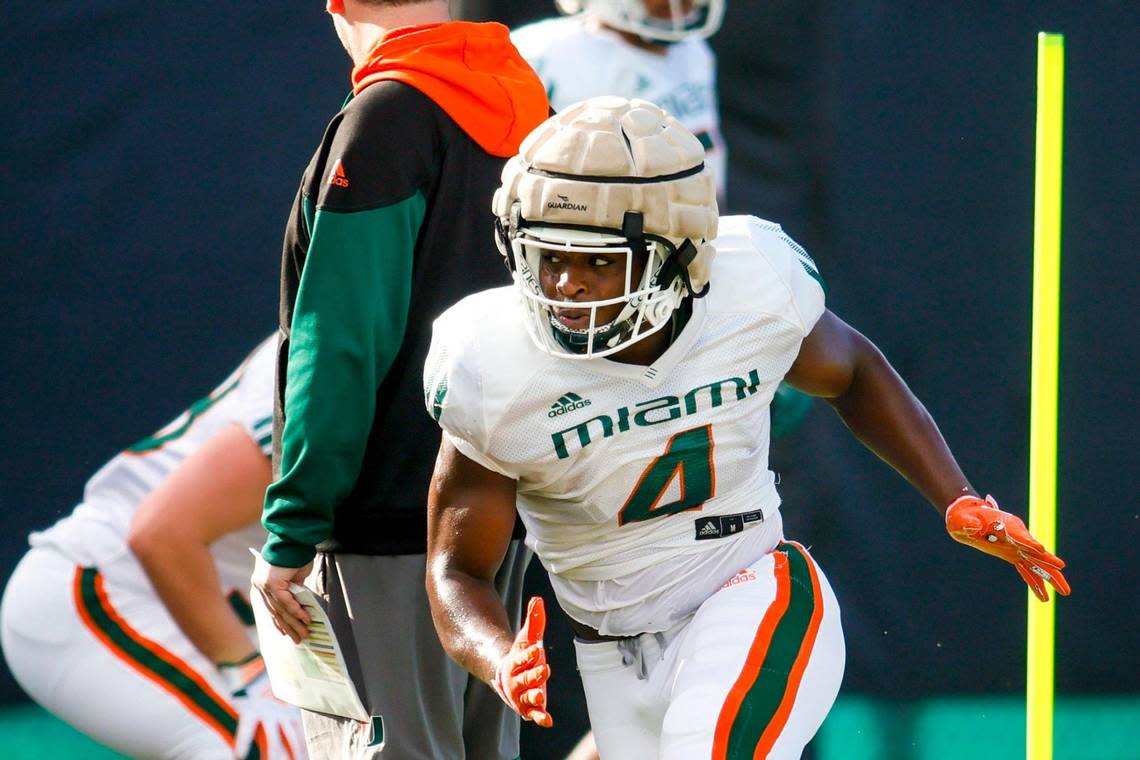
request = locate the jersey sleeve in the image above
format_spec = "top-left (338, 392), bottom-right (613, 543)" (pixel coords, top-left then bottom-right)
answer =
top-left (232, 336), bottom-right (277, 457)
top-left (748, 217), bottom-right (826, 336)
top-left (423, 303), bottom-right (515, 479)
top-left (510, 23), bottom-right (549, 74)
top-left (511, 20), bottom-right (561, 106)
top-left (262, 87), bottom-right (434, 568)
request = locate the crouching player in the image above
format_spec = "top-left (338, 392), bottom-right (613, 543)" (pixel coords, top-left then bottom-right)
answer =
top-left (421, 97), bottom-right (1070, 758)
top-left (1, 336), bottom-right (305, 759)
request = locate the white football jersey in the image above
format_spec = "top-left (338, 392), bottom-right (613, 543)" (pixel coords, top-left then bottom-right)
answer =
top-left (512, 14), bottom-right (727, 199)
top-left (425, 216), bottom-right (824, 634)
top-left (31, 337), bottom-right (276, 596)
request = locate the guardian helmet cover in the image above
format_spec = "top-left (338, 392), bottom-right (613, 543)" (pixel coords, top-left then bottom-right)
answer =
top-left (493, 96), bottom-right (718, 359)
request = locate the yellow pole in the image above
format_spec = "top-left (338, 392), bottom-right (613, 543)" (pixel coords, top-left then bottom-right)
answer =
top-left (1027, 31), bottom-right (1064, 760)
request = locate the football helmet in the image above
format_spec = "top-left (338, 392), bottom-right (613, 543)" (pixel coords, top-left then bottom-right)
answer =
top-left (493, 96), bottom-right (718, 359)
top-left (555, 0), bottom-right (725, 42)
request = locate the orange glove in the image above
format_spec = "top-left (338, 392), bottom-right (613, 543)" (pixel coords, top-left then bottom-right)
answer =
top-left (945, 494), bottom-right (1071, 602)
top-left (493, 597), bottom-right (553, 728)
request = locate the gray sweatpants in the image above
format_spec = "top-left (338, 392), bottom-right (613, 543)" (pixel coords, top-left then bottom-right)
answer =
top-left (300, 541), bottom-right (530, 760)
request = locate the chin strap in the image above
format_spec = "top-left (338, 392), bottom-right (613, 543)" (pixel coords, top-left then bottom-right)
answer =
top-left (621, 210), bottom-right (707, 299)
top-left (621, 211), bottom-right (647, 258)
top-left (656, 239), bottom-right (708, 298)
top-left (497, 204), bottom-right (524, 274)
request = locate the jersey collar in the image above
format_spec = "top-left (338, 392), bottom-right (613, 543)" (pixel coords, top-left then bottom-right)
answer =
top-left (578, 296), bottom-right (707, 387)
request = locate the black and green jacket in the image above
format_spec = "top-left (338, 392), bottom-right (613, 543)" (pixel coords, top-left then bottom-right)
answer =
top-left (261, 23), bottom-right (547, 566)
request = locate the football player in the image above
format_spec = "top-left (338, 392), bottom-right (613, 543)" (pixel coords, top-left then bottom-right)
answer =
top-left (0, 336), bottom-right (306, 760)
top-left (421, 97), bottom-right (1070, 758)
top-left (513, 0), bottom-right (727, 202)
top-left (514, 1), bottom-right (816, 484)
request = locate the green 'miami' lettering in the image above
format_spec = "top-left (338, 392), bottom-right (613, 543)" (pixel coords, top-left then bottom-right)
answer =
top-left (551, 369), bottom-right (763, 459)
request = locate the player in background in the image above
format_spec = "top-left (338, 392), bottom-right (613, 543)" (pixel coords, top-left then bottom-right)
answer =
top-left (0, 336), bottom-right (306, 760)
top-left (513, 0), bottom-right (726, 203)
top-left (422, 98), bottom-right (1070, 758)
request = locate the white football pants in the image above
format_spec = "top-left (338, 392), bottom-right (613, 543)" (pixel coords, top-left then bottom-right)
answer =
top-left (1, 546), bottom-right (256, 759)
top-left (574, 541), bottom-right (845, 760)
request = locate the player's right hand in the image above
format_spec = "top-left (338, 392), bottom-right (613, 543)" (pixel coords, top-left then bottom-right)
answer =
top-left (251, 553), bottom-right (313, 642)
top-left (222, 655), bottom-right (308, 760)
top-left (493, 596), bottom-right (553, 728)
top-left (945, 494), bottom-right (1071, 602)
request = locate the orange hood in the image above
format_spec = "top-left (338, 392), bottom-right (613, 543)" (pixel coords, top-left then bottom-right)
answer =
top-left (352, 21), bottom-right (549, 158)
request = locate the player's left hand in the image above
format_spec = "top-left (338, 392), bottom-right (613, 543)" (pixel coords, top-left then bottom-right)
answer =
top-left (220, 654), bottom-right (308, 760)
top-left (945, 494), bottom-right (1071, 602)
top-left (493, 596), bottom-right (553, 728)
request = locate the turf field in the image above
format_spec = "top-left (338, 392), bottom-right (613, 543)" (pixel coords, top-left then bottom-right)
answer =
top-left (2, 695), bottom-right (1137, 759)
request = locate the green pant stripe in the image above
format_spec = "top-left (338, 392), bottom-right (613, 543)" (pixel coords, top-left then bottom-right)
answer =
top-left (77, 568), bottom-right (240, 743)
top-left (726, 542), bottom-right (819, 758)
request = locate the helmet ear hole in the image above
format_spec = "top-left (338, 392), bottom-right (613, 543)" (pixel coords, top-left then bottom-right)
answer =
top-left (648, 298), bottom-right (674, 325)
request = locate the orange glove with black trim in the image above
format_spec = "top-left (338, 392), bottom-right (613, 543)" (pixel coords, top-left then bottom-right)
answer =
top-left (493, 596), bottom-right (553, 728)
top-left (945, 494), bottom-right (1071, 602)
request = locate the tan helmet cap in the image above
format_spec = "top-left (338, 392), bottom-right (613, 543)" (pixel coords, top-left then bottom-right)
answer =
top-left (493, 96), bottom-right (718, 291)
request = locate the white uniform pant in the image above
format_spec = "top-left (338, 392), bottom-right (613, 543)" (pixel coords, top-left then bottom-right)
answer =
top-left (1, 547), bottom-right (256, 759)
top-left (575, 541), bottom-right (844, 760)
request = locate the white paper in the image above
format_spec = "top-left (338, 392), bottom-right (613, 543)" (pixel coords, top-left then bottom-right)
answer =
top-left (249, 554), bottom-right (370, 723)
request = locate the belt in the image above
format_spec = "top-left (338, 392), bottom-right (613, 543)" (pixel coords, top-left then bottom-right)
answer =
top-left (567, 616), bottom-right (625, 642)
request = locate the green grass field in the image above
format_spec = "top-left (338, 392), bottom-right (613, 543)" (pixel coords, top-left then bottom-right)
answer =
top-left (0, 703), bottom-right (124, 759)
top-left (2, 694), bottom-right (1136, 759)
top-left (817, 695), bottom-right (1140, 760)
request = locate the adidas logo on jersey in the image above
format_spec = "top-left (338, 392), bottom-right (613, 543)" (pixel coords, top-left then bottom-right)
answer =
top-left (696, 519), bottom-right (722, 538)
top-left (694, 508), bottom-right (765, 542)
top-left (328, 159), bottom-right (349, 188)
top-left (548, 392), bottom-right (592, 418)
top-left (721, 569), bottom-right (758, 589)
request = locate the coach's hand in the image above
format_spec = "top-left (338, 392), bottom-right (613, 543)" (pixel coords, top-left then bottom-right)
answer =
top-left (251, 553), bottom-right (313, 642)
top-left (945, 494), bottom-right (1071, 602)
top-left (494, 596), bottom-right (553, 728)
top-left (220, 654), bottom-right (308, 760)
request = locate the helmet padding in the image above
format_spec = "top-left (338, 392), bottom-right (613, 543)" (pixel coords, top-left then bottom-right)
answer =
top-left (494, 96), bottom-right (717, 292)
top-left (493, 97), bottom-right (718, 359)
